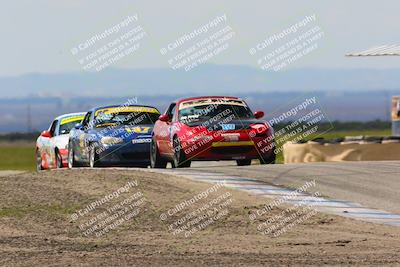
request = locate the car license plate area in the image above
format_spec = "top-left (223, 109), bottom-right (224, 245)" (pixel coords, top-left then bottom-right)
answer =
top-left (222, 133), bottom-right (240, 142)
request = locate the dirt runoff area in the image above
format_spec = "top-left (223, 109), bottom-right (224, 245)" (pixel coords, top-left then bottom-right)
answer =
top-left (0, 169), bottom-right (399, 266)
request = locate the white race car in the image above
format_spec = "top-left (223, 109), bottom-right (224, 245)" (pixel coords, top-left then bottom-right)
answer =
top-left (36, 112), bottom-right (85, 170)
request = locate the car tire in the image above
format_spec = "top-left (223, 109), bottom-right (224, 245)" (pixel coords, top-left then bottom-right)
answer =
top-left (36, 150), bottom-right (44, 171)
top-left (68, 145), bottom-right (77, 169)
top-left (56, 150), bottom-right (63, 168)
top-left (172, 137), bottom-right (191, 168)
top-left (236, 159), bottom-right (252, 166)
top-left (89, 145), bottom-right (100, 168)
top-left (150, 138), bottom-right (167, 168)
top-left (259, 141), bottom-right (276, 164)
top-left (259, 153), bottom-right (276, 165)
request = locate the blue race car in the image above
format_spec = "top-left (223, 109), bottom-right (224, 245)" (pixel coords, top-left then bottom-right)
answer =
top-left (68, 105), bottom-right (160, 168)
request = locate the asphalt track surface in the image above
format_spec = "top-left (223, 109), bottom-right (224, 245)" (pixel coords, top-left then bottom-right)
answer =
top-left (25, 160), bottom-right (400, 219)
top-left (186, 160), bottom-right (400, 214)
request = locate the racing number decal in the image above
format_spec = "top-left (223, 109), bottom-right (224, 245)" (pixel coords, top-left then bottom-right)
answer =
top-left (126, 127), bottom-right (150, 134)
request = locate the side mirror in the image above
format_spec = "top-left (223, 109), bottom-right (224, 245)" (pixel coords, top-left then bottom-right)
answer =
top-left (254, 111), bottom-right (264, 119)
top-left (159, 114), bottom-right (171, 122)
top-left (40, 130), bottom-right (52, 138)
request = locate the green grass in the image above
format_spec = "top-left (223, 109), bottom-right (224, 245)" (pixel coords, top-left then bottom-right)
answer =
top-left (0, 145), bottom-right (36, 171)
top-left (311, 129), bottom-right (391, 140)
top-left (0, 204), bottom-right (79, 218)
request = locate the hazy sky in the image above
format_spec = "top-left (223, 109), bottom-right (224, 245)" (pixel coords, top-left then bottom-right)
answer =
top-left (1, 0), bottom-right (400, 76)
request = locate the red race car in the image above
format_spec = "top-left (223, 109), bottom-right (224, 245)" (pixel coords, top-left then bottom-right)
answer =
top-left (151, 96), bottom-right (275, 168)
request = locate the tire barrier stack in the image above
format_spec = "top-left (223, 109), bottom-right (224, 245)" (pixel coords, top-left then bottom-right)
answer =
top-left (283, 136), bottom-right (400, 163)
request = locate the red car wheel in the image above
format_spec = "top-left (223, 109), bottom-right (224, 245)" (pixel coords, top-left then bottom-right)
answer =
top-left (172, 137), bottom-right (191, 168)
top-left (150, 138), bottom-right (167, 168)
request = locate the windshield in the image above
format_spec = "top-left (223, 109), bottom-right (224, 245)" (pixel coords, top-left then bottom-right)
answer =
top-left (94, 110), bottom-right (160, 127)
top-left (179, 103), bottom-right (254, 124)
top-left (59, 115), bottom-right (84, 135)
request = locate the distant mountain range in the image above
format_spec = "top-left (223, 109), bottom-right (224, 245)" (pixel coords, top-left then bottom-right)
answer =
top-left (0, 65), bottom-right (399, 97)
top-left (0, 91), bottom-right (397, 133)
top-left (0, 65), bottom-right (399, 132)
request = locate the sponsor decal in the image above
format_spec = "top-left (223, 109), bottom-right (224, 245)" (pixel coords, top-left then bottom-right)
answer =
top-left (126, 126), bottom-right (151, 133)
top-left (179, 98), bottom-right (246, 109)
top-left (60, 115), bottom-right (84, 125)
top-left (95, 106), bottom-right (159, 115)
top-left (132, 138), bottom-right (152, 144)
